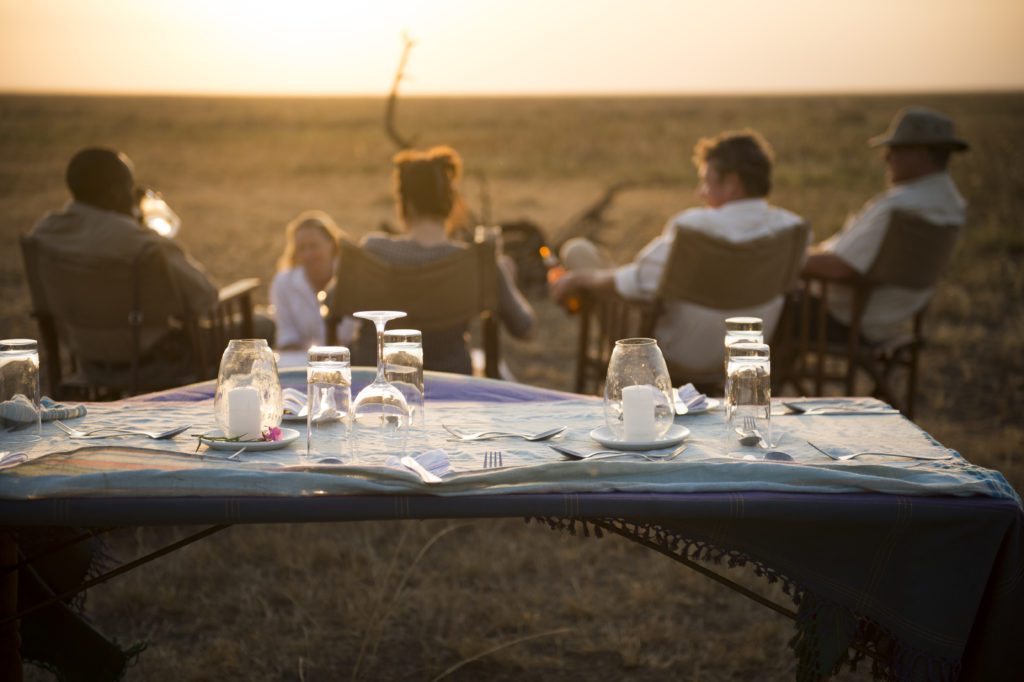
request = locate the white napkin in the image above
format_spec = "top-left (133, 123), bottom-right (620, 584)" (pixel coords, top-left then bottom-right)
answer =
top-left (386, 448), bottom-right (453, 480)
top-left (282, 388), bottom-right (307, 417)
top-left (676, 383), bottom-right (707, 413)
top-left (0, 451), bottom-right (28, 470)
top-left (0, 395), bottom-right (87, 424)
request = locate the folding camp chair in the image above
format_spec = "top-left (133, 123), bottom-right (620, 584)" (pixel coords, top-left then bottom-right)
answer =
top-left (575, 223), bottom-right (809, 395)
top-left (325, 239), bottom-right (503, 379)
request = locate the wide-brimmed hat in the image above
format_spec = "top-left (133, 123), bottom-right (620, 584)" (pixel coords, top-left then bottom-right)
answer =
top-left (869, 107), bottom-right (969, 151)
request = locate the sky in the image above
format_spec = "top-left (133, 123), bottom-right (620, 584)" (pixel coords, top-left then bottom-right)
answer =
top-left (1, 0), bottom-right (1022, 96)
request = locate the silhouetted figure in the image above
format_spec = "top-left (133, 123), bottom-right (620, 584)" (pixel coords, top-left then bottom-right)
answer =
top-left (802, 107), bottom-right (969, 340)
top-left (354, 146), bottom-right (536, 373)
top-left (550, 130), bottom-right (805, 373)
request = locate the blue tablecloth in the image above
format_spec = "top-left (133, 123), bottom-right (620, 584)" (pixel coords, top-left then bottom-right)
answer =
top-left (1, 368), bottom-right (1021, 681)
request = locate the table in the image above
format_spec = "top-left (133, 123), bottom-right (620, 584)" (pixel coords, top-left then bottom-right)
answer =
top-left (2, 368), bottom-right (1021, 681)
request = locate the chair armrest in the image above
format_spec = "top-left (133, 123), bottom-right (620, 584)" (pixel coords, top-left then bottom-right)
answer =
top-left (218, 278), bottom-right (260, 304)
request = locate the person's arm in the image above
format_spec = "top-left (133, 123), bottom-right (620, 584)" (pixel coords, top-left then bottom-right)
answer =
top-left (157, 238), bottom-right (219, 313)
top-left (549, 267), bottom-right (617, 304)
top-left (801, 251), bottom-right (862, 281)
top-left (496, 255), bottom-right (537, 340)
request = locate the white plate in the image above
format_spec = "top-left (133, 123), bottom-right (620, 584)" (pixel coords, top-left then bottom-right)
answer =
top-left (675, 397), bottom-right (720, 415)
top-left (281, 412), bottom-right (307, 423)
top-left (589, 424), bottom-right (690, 451)
top-left (198, 428), bottom-right (300, 451)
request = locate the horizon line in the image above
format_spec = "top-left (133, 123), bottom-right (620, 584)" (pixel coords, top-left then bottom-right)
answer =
top-left (3, 85), bottom-right (1024, 99)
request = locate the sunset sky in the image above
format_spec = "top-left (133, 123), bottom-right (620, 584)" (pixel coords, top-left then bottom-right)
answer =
top-left (1, 0), bottom-right (1022, 96)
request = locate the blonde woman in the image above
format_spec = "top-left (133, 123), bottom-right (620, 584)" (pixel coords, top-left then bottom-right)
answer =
top-left (271, 210), bottom-right (357, 350)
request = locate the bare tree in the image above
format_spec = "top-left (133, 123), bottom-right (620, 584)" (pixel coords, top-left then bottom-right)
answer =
top-left (384, 33), bottom-right (417, 150)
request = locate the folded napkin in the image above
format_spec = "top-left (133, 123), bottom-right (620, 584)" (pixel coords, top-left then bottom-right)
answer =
top-left (782, 398), bottom-right (898, 415)
top-left (676, 383), bottom-right (708, 413)
top-left (282, 388), bottom-right (307, 417)
top-left (0, 451), bottom-right (28, 470)
top-left (386, 449), bottom-right (453, 480)
top-left (0, 395), bottom-right (87, 424)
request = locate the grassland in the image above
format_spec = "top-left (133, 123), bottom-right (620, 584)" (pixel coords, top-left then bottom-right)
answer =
top-left (2, 93), bottom-right (1022, 681)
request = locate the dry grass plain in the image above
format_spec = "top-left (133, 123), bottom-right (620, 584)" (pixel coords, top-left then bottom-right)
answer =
top-left (2, 93), bottom-right (1022, 681)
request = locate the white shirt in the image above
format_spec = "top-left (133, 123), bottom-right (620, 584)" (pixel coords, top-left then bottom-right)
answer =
top-left (270, 267), bottom-right (356, 350)
top-left (614, 199), bottom-right (805, 372)
top-left (822, 172), bottom-right (966, 340)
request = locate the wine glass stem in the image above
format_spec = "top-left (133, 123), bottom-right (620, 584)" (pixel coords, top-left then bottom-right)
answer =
top-left (375, 320), bottom-right (386, 383)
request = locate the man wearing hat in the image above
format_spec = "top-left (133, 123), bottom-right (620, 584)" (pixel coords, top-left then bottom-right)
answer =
top-left (802, 106), bottom-right (969, 341)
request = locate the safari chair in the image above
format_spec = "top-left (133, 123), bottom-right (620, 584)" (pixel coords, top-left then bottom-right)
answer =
top-left (19, 234), bottom-right (259, 399)
top-left (774, 210), bottom-right (961, 418)
top-left (324, 239), bottom-right (503, 379)
top-left (574, 223), bottom-right (809, 395)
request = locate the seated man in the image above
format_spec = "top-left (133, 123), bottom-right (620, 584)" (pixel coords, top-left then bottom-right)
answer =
top-left (549, 129), bottom-right (804, 373)
top-left (29, 147), bottom-right (226, 384)
top-left (802, 107), bottom-right (969, 341)
top-left (32, 147), bottom-right (219, 316)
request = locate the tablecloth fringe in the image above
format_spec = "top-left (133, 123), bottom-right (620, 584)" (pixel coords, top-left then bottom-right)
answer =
top-left (527, 515), bottom-right (962, 682)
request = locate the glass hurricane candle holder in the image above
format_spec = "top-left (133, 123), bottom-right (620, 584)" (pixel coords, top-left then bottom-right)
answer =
top-left (603, 338), bottom-right (674, 442)
top-left (214, 339), bottom-right (282, 439)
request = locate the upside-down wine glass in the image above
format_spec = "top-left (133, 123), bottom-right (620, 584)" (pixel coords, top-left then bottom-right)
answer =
top-left (351, 311), bottom-right (411, 453)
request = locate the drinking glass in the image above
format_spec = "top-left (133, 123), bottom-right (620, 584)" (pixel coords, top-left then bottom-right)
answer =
top-left (726, 342), bottom-right (771, 446)
top-left (214, 339), bottom-right (282, 439)
top-left (351, 311), bottom-right (410, 454)
top-left (603, 338), bottom-right (674, 442)
top-left (306, 345), bottom-right (352, 461)
top-left (723, 316), bottom-right (764, 376)
top-left (0, 339), bottom-right (41, 443)
top-left (383, 329), bottom-right (424, 430)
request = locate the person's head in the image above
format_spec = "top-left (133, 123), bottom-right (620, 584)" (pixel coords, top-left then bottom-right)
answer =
top-left (868, 107), bottom-right (969, 184)
top-left (65, 147), bottom-right (137, 215)
top-left (277, 210), bottom-right (346, 274)
top-left (692, 129), bottom-right (774, 208)
top-left (392, 145), bottom-right (464, 232)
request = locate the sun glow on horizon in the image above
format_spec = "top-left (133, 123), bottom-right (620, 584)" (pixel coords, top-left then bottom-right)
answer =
top-left (1, 0), bottom-right (1023, 96)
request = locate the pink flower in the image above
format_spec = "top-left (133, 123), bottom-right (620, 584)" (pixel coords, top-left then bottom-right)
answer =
top-left (262, 426), bottom-right (282, 442)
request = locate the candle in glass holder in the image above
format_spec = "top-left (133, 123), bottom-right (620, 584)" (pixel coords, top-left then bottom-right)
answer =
top-left (622, 384), bottom-right (656, 441)
top-left (227, 386), bottom-right (261, 439)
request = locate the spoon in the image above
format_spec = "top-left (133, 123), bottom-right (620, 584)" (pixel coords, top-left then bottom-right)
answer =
top-left (741, 451), bottom-right (794, 462)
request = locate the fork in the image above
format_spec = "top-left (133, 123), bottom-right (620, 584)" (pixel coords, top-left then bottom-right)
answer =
top-left (443, 424), bottom-right (566, 442)
top-left (739, 416), bottom-right (769, 448)
top-left (483, 451), bottom-right (503, 469)
top-left (54, 421), bottom-right (192, 440)
top-left (806, 441), bottom-right (953, 461)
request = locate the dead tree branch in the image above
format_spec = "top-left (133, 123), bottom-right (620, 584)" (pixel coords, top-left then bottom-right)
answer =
top-left (554, 176), bottom-right (677, 248)
top-left (385, 33), bottom-right (417, 150)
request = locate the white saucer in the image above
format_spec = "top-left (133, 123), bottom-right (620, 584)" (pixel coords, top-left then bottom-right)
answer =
top-left (281, 412), bottom-right (307, 423)
top-left (198, 428), bottom-right (300, 451)
top-left (589, 424), bottom-right (690, 451)
top-left (675, 397), bottom-right (720, 415)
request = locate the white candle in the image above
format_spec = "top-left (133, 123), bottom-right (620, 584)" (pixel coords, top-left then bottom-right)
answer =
top-left (622, 384), bottom-right (656, 441)
top-left (227, 387), bottom-right (261, 439)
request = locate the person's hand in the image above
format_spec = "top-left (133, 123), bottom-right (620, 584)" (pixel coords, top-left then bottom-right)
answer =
top-left (549, 269), bottom-right (582, 305)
